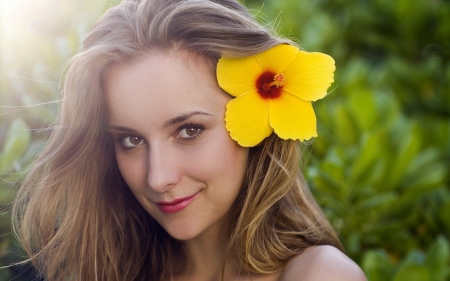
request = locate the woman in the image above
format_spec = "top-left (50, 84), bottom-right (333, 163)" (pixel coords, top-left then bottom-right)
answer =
top-left (13, 0), bottom-right (367, 280)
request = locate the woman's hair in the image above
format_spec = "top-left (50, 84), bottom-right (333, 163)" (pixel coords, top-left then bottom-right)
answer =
top-left (12, 0), bottom-right (342, 280)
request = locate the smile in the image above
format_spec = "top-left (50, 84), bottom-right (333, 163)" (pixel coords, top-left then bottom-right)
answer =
top-left (156, 192), bottom-right (200, 213)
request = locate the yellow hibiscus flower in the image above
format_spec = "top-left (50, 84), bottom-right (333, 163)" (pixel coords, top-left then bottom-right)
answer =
top-left (216, 44), bottom-right (335, 147)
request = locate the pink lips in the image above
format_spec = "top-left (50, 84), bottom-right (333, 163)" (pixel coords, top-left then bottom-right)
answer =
top-left (156, 192), bottom-right (199, 213)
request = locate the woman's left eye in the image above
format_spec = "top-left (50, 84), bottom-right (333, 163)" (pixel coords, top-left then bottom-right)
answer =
top-left (177, 125), bottom-right (204, 139)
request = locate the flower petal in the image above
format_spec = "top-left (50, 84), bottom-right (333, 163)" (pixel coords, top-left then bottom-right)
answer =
top-left (255, 44), bottom-right (298, 74)
top-left (217, 56), bottom-right (261, 97)
top-left (269, 91), bottom-right (317, 141)
top-left (282, 51), bottom-right (335, 101)
top-left (225, 91), bottom-right (273, 147)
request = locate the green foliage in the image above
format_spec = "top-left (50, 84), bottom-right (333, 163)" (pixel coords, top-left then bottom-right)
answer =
top-left (1, 0), bottom-right (449, 280)
top-left (241, 0), bottom-right (450, 279)
top-left (0, 118), bottom-right (35, 280)
top-left (362, 236), bottom-right (450, 281)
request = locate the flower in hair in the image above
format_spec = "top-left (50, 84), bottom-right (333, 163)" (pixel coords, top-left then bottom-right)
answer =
top-left (217, 44), bottom-right (335, 147)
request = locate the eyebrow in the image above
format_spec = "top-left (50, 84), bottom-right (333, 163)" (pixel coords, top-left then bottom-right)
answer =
top-left (163, 111), bottom-right (212, 128)
top-left (108, 125), bottom-right (138, 133)
top-left (108, 111), bottom-right (213, 132)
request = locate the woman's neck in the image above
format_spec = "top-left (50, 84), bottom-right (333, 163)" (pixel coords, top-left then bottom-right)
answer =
top-left (172, 217), bottom-right (233, 281)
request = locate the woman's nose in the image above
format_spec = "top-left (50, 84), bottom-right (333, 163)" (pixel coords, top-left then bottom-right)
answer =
top-left (146, 144), bottom-right (180, 193)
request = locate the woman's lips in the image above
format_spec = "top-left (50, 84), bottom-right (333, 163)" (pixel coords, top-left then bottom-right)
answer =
top-left (156, 192), bottom-right (199, 213)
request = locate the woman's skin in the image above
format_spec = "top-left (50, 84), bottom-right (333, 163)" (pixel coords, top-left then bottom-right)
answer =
top-left (104, 52), bottom-right (367, 281)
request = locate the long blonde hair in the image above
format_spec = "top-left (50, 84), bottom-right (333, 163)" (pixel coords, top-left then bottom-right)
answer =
top-left (12, 0), bottom-right (342, 280)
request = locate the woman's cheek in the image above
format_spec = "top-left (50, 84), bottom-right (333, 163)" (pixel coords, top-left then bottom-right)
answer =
top-left (116, 148), bottom-right (148, 192)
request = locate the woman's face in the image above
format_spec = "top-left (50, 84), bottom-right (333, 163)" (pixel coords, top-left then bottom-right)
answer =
top-left (105, 52), bottom-right (249, 241)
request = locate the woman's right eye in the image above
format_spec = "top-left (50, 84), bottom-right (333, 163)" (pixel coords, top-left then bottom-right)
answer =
top-left (119, 136), bottom-right (145, 149)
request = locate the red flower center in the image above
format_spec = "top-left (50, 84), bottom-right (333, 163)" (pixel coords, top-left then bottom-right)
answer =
top-left (256, 71), bottom-right (285, 99)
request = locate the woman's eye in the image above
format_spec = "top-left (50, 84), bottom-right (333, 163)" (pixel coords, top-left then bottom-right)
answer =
top-left (120, 136), bottom-right (144, 148)
top-left (177, 125), bottom-right (203, 139)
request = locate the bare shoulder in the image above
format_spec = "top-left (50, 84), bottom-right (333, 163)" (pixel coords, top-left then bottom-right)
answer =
top-left (279, 245), bottom-right (367, 281)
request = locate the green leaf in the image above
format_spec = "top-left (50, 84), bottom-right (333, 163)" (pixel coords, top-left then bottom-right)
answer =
top-left (348, 132), bottom-right (380, 184)
top-left (0, 118), bottom-right (31, 173)
top-left (334, 103), bottom-right (359, 145)
top-left (359, 191), bottom-right (397, 211)
top-left (385, 121), bottom-right (421, 188)
top-left (347, 89), bottom-right (377, 131)
top-left (392, 264), bottom-right (431, 281)
top-left (393, 251), bottom-right (431, 281)
top-left (361, 249), bottom-right (394, 281)
top-left (426, 236), bottom-right (450, 281)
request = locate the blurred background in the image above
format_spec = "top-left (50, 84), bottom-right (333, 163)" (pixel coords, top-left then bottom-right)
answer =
top-left (0, 0), bottom-right (449, 280)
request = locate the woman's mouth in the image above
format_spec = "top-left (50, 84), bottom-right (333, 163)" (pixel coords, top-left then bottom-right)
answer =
top-left (156, 192), bottom-right (199, 213)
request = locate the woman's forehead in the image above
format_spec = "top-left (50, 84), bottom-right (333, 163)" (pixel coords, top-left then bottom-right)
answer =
top-left (104, 52), bottom-right (230, 128)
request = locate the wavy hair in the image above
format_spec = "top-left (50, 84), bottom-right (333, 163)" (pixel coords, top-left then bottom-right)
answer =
top-left (12, 0), bottom-right (342, 280)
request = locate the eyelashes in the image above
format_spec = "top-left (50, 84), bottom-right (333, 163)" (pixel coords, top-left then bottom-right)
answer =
top-left (114, 123), bottom-right (205, 150)
top-left (176, 124), bottom-right (204, 140)
top-left (117, 135), bottom-right (145, 150)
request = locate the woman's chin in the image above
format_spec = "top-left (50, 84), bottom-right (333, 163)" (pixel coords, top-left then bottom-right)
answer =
top-left (164, 225), bottom-right (202, 241)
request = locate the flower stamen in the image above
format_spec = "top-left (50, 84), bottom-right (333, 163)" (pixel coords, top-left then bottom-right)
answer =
top-left (262, 74), bottom-right (285, 91)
